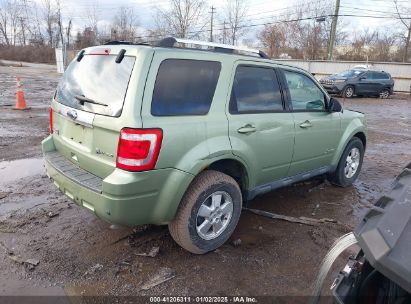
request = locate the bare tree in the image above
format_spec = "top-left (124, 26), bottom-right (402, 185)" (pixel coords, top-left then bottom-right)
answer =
top-left (84, 1), bottom-right (99, 43)
top-left (258, 23), bottom-right (287, 58)
top-left (336, 28), bottom-right (401, 62)
top-left (257, 1), bottom-right (329, 59)
top-left (18, 0), bottom-right (31, 45)
top-left (66, 19), bottom-right (72, 48)
top-left (394, 0), bottom-right (411, 62)
top-left (30, 1), bottom-right (45, 44)
top-left (0, 0), bottom-right (32, 46)
top-left (154, 0), bottom-right (207, 39)
top-left (55, 0), bottom-right (64, 47)
top-left (337, 29), bottom-right (377, 61)
top-left (9, 0), bottom-right (21, 46)
top-left (0, 0), bottom-right (11, 45)
top-left (371, 32), bottom-right (398, 62)
top-left (41, 0), bottom-right (56, 46)
top-left (111, 6), bottom-right (139, 41)
top-left (224, 0), bottom-right (247, 45)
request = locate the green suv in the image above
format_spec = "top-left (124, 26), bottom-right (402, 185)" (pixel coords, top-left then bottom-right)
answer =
top-left (42, 38), bottom-right (367, 254)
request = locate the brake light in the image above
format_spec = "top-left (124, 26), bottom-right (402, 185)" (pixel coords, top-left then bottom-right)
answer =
top-left (116, 128), bottom-right (163, 171)
top-left (49, 107), bottom-right (53, 134)
top-left (89, 48), bottom-right (111, 55)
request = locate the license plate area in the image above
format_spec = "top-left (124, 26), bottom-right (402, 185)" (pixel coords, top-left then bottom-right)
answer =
top-left (58, 116), bottom-right (93, 150)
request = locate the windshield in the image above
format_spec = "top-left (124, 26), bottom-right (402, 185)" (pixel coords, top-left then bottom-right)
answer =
top-left (336, 69), bottom-right (364, 79)
top-left (55, 55), bottom-right (135, 117)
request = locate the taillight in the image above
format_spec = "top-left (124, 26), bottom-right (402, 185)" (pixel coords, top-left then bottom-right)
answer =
top-left (49, 107), bottom-right (53, 134)
top-left (116, 128), bottom-right (163, 172)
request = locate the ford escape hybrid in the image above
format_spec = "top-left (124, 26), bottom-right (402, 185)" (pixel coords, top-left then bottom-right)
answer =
top-left (42, 38), bottom-right (367, 254)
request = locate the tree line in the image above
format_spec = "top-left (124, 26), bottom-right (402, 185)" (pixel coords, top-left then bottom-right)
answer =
top-left (0, 0), bottom-right (410, 63)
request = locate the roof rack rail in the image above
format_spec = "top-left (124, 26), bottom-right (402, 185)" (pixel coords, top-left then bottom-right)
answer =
top-left (104, 40), bottom-right (133, 45)
top-left (103, 40), bottom-right (150, 46)
top-left (156, 37), bottom-right (270, 59)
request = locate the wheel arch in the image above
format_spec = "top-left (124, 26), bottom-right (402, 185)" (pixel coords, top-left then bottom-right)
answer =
top-left (167, 155), bottom-right (250, 223)
top-left (206, 158), bottom-right (249, 192)
top-left (331, 121), bottom-right (367, 166)
top-left (353, 131), bottom-right (367, 149)
top-left (343, 84), bottom-right (355, 94)
top-left (380, 86), bottom-right (392, 96)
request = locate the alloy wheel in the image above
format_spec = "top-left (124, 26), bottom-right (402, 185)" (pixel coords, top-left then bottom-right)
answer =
top-left (196, 191), bottom-right (233, 240)
top-left (344, 147), bottom-right (360, 178)
top-left (345, 87), bottom-right (354, 98)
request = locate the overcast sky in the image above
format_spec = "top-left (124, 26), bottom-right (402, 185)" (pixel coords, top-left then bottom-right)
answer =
top-left (51, 0), bottom-right (410, 43)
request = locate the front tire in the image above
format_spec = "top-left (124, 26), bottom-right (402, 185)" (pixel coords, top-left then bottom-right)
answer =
top-left (328, 137), bottom-right (364, 187)
top-left (169, 170), bottom-right (242, 254)
top-left (342, 85), bottom-right (355, 98)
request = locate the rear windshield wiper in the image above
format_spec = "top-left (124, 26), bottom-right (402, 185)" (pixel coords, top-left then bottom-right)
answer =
top-left (74, 95), bottom-right (108, 107)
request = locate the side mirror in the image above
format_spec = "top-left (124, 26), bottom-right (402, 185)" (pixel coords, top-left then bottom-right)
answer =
top-left (328, 97), bottom-right (343, 113)
top-left (359, 76), bottom-right (366, 80)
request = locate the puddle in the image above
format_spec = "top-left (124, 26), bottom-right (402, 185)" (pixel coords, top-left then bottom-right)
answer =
top-left (0, 193), bottom-right (49, 215)
top-left (0, 275), bottom-right (66, 297)
top-left (0, 158), bottom-right (45, 189)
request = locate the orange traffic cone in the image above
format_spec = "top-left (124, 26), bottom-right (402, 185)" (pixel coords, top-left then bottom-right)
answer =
top-left (14, 76), bottom-right (30, 110)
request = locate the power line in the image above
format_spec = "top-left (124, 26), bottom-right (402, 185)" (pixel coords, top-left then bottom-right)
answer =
top-left (340, 5), bottom-right (410, 17)
top-left (4, 1), bottom-right (411, 46)
top-left (130, 13), bottom-right (411, 42)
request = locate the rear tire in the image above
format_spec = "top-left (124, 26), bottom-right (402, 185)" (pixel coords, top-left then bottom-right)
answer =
top-left (328, 137), bottom-right (364, 187)
top-left (342, 86), bottom-right (355, 98)
top-left (169, 170), bottom-right (242, 254)
top-left (379, 89), bottom-right (390, 99)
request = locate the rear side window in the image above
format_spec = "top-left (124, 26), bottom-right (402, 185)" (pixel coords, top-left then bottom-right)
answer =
top-left (230, 66), bottom-right (283, 114)
top-left (373, 72), bottom-right (390, 80)
top-left (151, 59), bottom-right (221, 116)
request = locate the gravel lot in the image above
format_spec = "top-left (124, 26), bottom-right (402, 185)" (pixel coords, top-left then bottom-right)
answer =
top-left (0, 61), bottom-right (410, 300)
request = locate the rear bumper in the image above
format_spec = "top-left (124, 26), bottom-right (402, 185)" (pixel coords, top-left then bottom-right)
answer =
top-left (42, 135), bottom-right (194, 226)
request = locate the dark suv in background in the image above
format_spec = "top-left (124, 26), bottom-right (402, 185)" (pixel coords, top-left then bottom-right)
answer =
top-left (320, 69), bottom-right (394, 99)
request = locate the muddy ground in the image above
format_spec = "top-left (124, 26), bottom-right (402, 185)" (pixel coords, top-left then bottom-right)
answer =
top-left (0, 61), bottom-right (410, 300)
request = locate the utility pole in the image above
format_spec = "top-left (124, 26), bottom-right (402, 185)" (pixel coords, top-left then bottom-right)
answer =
top-left (327, 0), bottom-right (340, 60)
top-left (210, 6), bottom-right (216, 42)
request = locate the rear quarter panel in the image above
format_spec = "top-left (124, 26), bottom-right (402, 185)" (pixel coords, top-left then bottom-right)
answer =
top-left (140, 49), bottom-right (237, 176)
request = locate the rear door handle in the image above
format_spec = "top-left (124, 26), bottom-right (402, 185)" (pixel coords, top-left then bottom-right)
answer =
top-left (237, 124), bottom-right (257, 134)
top-left (299, 120), bottom-right (312, 128)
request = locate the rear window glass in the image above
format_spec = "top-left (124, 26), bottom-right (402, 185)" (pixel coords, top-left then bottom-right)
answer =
top-left (55, 55), bottom-right (135, 117)
top-left (151, 59), bottom-right (221, 116)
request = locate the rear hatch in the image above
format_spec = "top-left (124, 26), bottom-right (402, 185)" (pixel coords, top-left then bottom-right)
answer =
top-left (50, 46), bottom-right (150, 178)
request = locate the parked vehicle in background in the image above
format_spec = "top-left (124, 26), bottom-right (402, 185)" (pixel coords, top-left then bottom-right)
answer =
top-left (320, 69), bottom-right (394, 99)
top-left (42, 38), bottom-right (367, 254)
